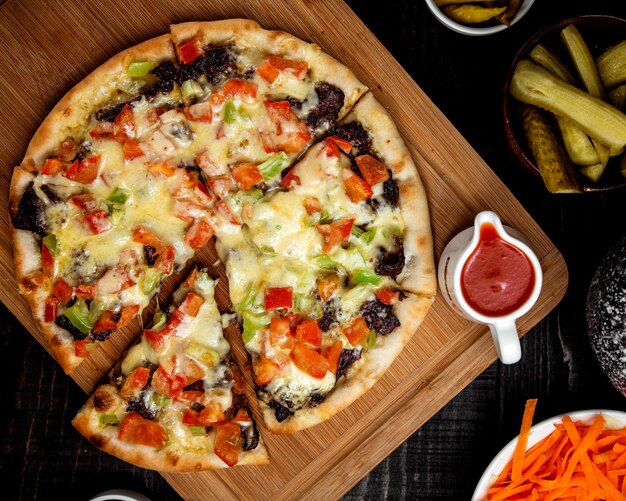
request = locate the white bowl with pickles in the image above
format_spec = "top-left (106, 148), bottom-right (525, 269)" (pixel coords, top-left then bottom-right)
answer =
top-left (425, 0), bottom-right (536, 36)
top-left (504, 15), bottom-right (626, 193)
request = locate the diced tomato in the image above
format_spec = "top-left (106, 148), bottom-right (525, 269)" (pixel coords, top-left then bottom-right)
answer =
top-left (118, 412), bottom-right (168, 449)
top-left (118, 304), bottom-right (140, 329)
top-left (257, 55), bottom-right (308, 83)
top-left (343, 316), bottom-right (369, 346)
top-left (183, 268), bottom-right (199, 289)
top-left (184, 102), bottom-right (212, 122)
top-left (89, 121), bottom-right (115, 140)
top-left (275, 130), bottom-right (311, 154)
top-left (41, 158), bottom-right (65, 176)
top-left (179, 354), bottom-right (205, 385)
top-left (322, 140), bottom-right (341, 158)
top-left (326, 136), bottom-right (352, 154)
top-left (178, 39), bottom-right (202, 64)
top-left (215, 200), bottom-right (241, 225)
top-left (254, 357), bottom-right (280, 385)
top-left (295, 320), bottom-right (322, 347)
top-left (264, 287), bottom-right (293, 311)
top-left (207, 176), bottom-right (236, 199)
top-left (184, 219), bottom-right (214, 250)
top-left (343, 169), bottom-right (373, 203)
top-left (303, 197), bottom-right (321, 215)
top-left (149, 162), bottom-right (176, 178)
top-left (58, 139), bottom-right (78, 161)
top-left (114, 104), bottom-right (136, 141)
top-left (317, 274), bottom-right (339, 302)
top-left (234, 408), bottom-right (252, 422)
top-left (83, 209), bottom-right (112, 235)
top-left (259, 131), bottom-right (275, 153)
top-left (355, 155), bottom-right (389, 186)
top-left (92, 310), bottom-right (121, 333)
top-left (132, 226), bottom-right (162, 247)
top-left (132, 227), bottom-right (175, 275)
top-left (322, 341), bottom-right (343, 375)
top-left (376, 288), bottom-right (399, 305)
top-left (177, 390), bottom-right (204, 404)
top-left (284, 312), bottom-right (302, 331)
top-left (44, 295), bottom-right (60, 322)
top-left (269, 317), bottom-right (296, 350)
top-left (51, 278), bottom-right (73, 303)
top-left (232, 163), bottom-right (263, 190)
top-left (151, 366), bottom-right (186, 398)
top-left (280, 167), bottom-right (300, 189)
top-left (75, 284), bottom-right (95, 300)
top-left (95, 266), bottom-right (133, 295)
top-left (74, 339), bottom-right (92, 358)
top-left (316, 217), bottom-right (355, 253)
top-left (144, 328), bottom-right (172, 354)
top-left (214, 421), bottom-right (242, 467)
top-left (120, 367), bottom-right (150, 400)
top-left (210, 79), bottom-right (258, 107)
top-left (265, 101), bottom-right (295, 129)
top-left (155, 246), bottom-right (175, 275)
top-left (179, 291), bottom-right (205, 317)
top-left (183, 404), bottom-right (225, 426)
top-left (291, 342), bottom-right (329, 379)
top-left (68, 194), bottom-right (98, 211)
top-left (196, 150), bottom-right (226, 177)
top-left (123, 139), bottom-right (144, 160)
top-left (64, 155), bottom-right (101, 184)
top-left (41, 243), bottom-right (55, 278)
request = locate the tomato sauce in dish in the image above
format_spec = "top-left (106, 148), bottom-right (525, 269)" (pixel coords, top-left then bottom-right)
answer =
top-left (461, 223), bottom-right (535, 317)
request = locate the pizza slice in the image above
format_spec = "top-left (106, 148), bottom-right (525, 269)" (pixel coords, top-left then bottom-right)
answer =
top-left (72, 267), bottom-right (268, 470)
top-left (220, 93), bottom-right (436, 433)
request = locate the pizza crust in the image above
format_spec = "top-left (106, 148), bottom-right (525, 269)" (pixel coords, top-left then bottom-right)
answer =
top-left (170, 19), bottom-right (368, 122)
top-left (72, 396), bottom-right (269, 471)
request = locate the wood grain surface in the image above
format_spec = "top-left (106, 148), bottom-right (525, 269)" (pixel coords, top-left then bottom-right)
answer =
top-left (0, 0), bottom-right (571, 499)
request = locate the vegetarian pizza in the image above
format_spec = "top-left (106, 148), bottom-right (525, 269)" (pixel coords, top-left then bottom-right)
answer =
top-left (10, 19), bottom-right (436, 462)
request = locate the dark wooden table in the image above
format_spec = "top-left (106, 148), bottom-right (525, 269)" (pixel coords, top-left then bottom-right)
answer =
top-left (2, 1), bottom-right (626, 499)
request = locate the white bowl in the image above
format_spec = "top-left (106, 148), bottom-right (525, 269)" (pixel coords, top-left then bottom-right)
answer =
top-left (471, 409), bottom-right (626, 500)
top-left (424, 0), bottom-right (536, 36)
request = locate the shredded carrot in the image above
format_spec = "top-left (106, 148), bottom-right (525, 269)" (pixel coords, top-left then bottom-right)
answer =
top-left (486, 401), bottom-right (626, 501)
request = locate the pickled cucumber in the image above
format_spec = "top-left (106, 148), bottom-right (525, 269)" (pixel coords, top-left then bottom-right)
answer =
top-left (610, 85), bottom-right (626, 110)
top-left (497, 0), bottom-right (521, 26)
top-left (597, 41), bottom-right (626, 89)
top-left (520, 105), bottom-right (581, 193)
top-left (561, 25), bottom-right (605, 99)
top-left (529, 44), bottom-right (577, 85)
top-left (442, 5), bottom-right (506, 24)
top-left (556, 118), bottom-right (600, 165)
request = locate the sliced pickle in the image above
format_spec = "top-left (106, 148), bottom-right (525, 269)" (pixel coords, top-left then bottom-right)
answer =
top-left (560, 24), bottom-right (605, 99)
top-left (441, 5), bottom-right (506, 24)
top-left (556, 118), bottom-right (600, 166)
top-left (529, 44), bottom-right (577, 85)
top-left (609, 85), bottom-right (626, 110)
top-left (580, 163), bottom-right (606, 183)
top-left (597, 41), bottom-right (626, 89)
top-left (497, 0), bottom-right (521, 26)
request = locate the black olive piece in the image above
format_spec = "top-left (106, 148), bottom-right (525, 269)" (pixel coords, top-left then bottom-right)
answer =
top-left (360, 299), bottom-right (400, 335)
top-left (307, 392), bottom-right (326, 408)
top-left (375, 235), bottom-right (405, 278)
top-left (183, 379), bottom-right (205, 392)
top-left (317, 301), bottom-right (338, 332)
top-left (269, 399), bottom-right (294, 422)
top-left (12, 183), bottom-right (47, 236)
top-left (382, 173), bottom-right (399, 208)
top-left (126, 395), bottom-right (156, 420)
top-left (55, 315), bottom-right (88, 340)
top-left (90, 329), bottom-right (115, 342)
top-left (144, 245), bottom-right (158, 265)
top-left (179, 45), bottom-right (237, 84)
top-left (336, 349), bottom-right (362, 380)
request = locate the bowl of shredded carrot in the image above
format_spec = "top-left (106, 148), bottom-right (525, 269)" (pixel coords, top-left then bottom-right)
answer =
top-left (472, 399), bottom-right (626, 500)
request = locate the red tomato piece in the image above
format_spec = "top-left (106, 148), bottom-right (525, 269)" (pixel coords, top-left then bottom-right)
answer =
top-left (265, 101), bottom-right (294, 128)
top-left (214, 421), bottom-right (243, 467)
top-left (144, 328), bottom-right (172, 354)
top-left (65, 155), bottom-right (101, 184)
top-left (207, 177), bottom-right (236, 199)
top-left (184, 102), bottom-right (212, 122)
top-left (83, 209), bottom-right (112, 235)
top-left (317, 274), bottom-right (339, 302)
top-left (68, 194), bottom-right (98, 212)
top-left (355, 155), bottom-right (390, 186)
top-left (92, 310), bottom-right (120, 334)
top-left (264, 287), bottom-right (293, 311)
top-left (316, 217), bottom-right (355, 253)
top-left (215, 200), bottom-right (241, 225)
top-left (343, 316), bottom-right (369, 346)
top-left (118, 304), bottom-right (140, 329)
top-left (154, 246), bottom-right (175, 275)
top-left (51, 278), bottom-right (73, 303)
top-left (149, 162), bottom-right (176, 178)
top-left (44, 296), bottom-right (60, 323)
top-left (118, 412), bottom-right (168, 449)
top-left (41, 158), bottom-right (65, 176)
top-left (257, 55), bottom-right (307, 83)
top-left (231, 163), bottom-right (263, 190)
top-left (326, 136), bottom-right (352, 154)
top-left (114, 104), bottom-right (136, 141)
top-left (269, 317), bottom-right (296, 350)
top-left (178, 39), bottom-right (202, 64)
top-left (151, 366), bottom-right (186, 398)
top-left (254, 357), bottom-right (281, 385)
top-left (183, 404), bottom-right (226, 426)
top-left (234, 408), bottom-right (252, 422)
top-left (177, 390), bottom-right (204, 404)
top-left (275, 131), bottom-right (312, 154)
top-left (183, 268), bottom-right (199, 289)
top-left (322, 140), bottom-right (341, 158)
top-left (123, 139), bottom-right (144, 160)
top-left (280, 167), bottom-right (300, 189)
top-left (376, 288), bottom-right (399, 305)
top-left (291, 342), bottom-right (329, 379)
top-left (75, 284), bottom-right (95, 300)
top-left (89, 121), bottom-right (115, 140)
top-left (120, 367), bottom-right (150, 400)
top-left (41, 243), bottom-right (55, 278)
top-left (343, 169), bottom-right (373, 203)
top-left (322, 341), bottom-right (343, 375)
top-left (259, 131), bottom-right (275, 153)
top-left (132, 226), bottom-right (162, 247)
top-left (303, 197), bottom-right (321, 215)
top-left (295, 320), bottom-right (322, 347)
top-left (58, 139), bottom-right (78, 162)
top-left (184, 219), bottom-right (214, 250)
top-left (210, 79), bottom-right (258, 107)
top-left (74, 339), bottom-right (92, 358)
top-left (178, 291), bottom-right (205, 317)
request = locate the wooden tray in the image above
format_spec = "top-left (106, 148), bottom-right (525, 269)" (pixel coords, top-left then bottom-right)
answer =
top-left (0, 0), bottom-right (568, 499)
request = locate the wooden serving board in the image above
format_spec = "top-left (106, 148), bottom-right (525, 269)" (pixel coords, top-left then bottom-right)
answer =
top-left (0, 0), bottom-right (568, 499)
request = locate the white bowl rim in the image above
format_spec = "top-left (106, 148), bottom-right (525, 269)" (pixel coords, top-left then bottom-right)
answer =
top-left (424, 0), bottom-right (536, 36)
top-left (471, 409), bottom-right (626, 500)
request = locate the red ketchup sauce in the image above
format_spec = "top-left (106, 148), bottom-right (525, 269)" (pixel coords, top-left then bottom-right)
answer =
top-left (460, 223), bottom-right (535, 317)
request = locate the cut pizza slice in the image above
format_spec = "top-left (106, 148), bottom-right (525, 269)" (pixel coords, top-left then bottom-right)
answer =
top-left (218, 93), bottom-right (436, 433)
top-left (72, 267), bottom-right (268, 470)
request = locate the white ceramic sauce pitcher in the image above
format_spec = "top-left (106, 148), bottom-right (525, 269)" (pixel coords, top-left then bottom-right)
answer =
top-left (438, 211), bottom-right (543, 364)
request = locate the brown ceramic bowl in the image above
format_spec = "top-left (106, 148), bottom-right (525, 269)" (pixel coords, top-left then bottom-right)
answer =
top-left (503, 15), bottom-right (626, 193)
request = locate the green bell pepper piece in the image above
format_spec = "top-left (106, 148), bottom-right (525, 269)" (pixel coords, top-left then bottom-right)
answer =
top-left (127, 61), bottom-right (153, 78)
top-left (99, 414), bottom-right (119, 426)
top-left (189, 425), bottom-right (207, 436)
top-left (152, 393), bottom-right (171, 407)
top-left (311, 254), bottom-right (336, 270)
top-left (258, 152), bottom-right (289, 181)
top-left (108, 204), bottom-right (125, 226)
top-left (351, 226), bottom-right (364, 238)
top-left (361, 229), bottom-right (376, 245)
top-left (319, 208), bottom-right (333, 224)
top-left (108, 187), bottom-right (130, 204)
top-left (43, 234), bottom-right (60, 256)
top-left (88, 299), bottom-right (105, 325)
top-left (181, 79), bottom-right (203, 99)
top-left (235, 285), bottom-right (258, 314)
top-left (352, 269), bottom-right (384, 286)
top-left (64, 300), bottom-right (94, 334)
top-left (224, 100), bottom-right (237, 124)
top-left (364, 331), bottom-right (377, 351)
top-left (242, 312), bottom-right (270, 343)
top-left (140, 268), bottom-right (162, 295)
top-left (152, 310), bottom-right (167, 330)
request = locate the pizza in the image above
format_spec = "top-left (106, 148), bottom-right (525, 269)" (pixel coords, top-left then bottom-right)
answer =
top-left (10, 19), bottom-right (436, 446)
top-left (73, 267), bottom-right (268, 470)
